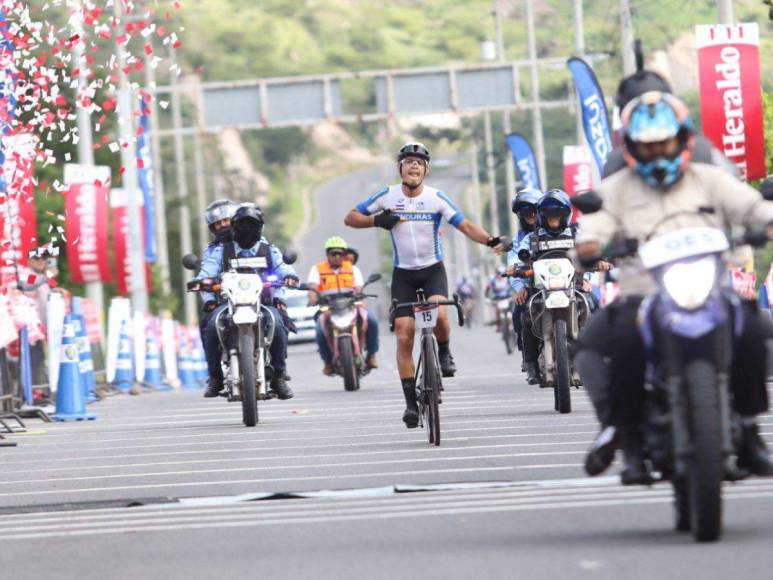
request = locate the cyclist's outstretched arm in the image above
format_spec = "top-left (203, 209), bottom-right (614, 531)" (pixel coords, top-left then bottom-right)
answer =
top-left (457, 219), bottom-right (493, 245)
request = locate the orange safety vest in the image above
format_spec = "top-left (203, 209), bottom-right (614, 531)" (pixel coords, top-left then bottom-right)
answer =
top-left (316, 260), bottom-right (355, 292)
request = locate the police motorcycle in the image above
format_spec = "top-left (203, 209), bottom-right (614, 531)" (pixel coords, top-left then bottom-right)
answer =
top-left (301, 273), bottom-right (382, 391)
top-left (573, 191), bottom-right (771, 543)
top-left (515, 235), bottom-right (590, 414)
top-left (183, 252), bottom-right (296, 427)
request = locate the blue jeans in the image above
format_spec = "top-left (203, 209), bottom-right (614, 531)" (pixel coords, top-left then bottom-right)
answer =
top-left (512, 303), bottom-right (525, 352)
top-left (203, 303), bottom-right (289, 382)
top-left (316, 310), bottom-right (379, 364)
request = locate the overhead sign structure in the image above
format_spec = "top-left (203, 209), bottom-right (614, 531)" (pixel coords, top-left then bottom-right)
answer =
top-left (696, 23), bottom-right (766, 182)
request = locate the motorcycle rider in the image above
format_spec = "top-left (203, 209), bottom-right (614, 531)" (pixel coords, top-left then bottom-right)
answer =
top-left (506, 188), bottom-right (541, 361)
top-left (485, 265), bottom-right (513, 332)
top-left (576, 90), bottom-right (773, 482)
top-left (198, 199), bottom-right (238, 335)
top-left (344, 142), bottom-right (506, 427)
top-left (306, 236), bottom-right (380, 375)
top-left (196, 203), bottom-right (298, 400)
top-left (344, 246), bottom-right (360, 266)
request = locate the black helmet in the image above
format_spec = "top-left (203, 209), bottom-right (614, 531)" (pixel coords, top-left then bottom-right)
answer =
top-left (397, 142), bottom-right (430, 164)
top-left (231, 203), bottom-right (264, 248)
top-left (537, 189), bottom-right (572, 235)
top-left (615, 69), bottom-right (672, 109)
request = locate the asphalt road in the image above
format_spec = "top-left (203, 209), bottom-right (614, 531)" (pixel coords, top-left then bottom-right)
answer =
top-left (1, 165), bottom-right (773, 579)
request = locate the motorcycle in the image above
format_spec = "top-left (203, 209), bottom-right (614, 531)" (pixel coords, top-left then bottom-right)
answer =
top-left (183, 253), bottom-right (295, 427)
top-left (574, 191), bottom-right (770, 542)
top-left (495, 295), bottom-right (516, 354)
top-left (302, 273), bottom-right (381, 391)
top-left (517, 237), bottom-right (591, 413)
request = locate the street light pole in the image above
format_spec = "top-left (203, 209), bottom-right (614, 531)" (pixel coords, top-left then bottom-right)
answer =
top-left (620, 0), bottom-right (636, 75)
top-left (525, 0), bottom-right (547, 185)
top-left (113, 0), bottom-right (148, 315)
top-left (718, 0), bottom-right (734, 23)
top-left (572, 0), bottom-right (586, 144)
top-left (494, 2), bottom-right (516, 237)
top-left (483, 111), bottom-right (500, 235)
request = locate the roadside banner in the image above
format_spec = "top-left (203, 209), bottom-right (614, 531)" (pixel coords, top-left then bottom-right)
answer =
top-left (46, 291), bottom-right (66, 392)
top-left (562, 145), bottom-right (594, 222)
top-left (110, 188), bottom-right (151, 295)
top-left (160, 311), bottom-right (179, 387)
top-left (137, 94), bottom-right (157, 264)
top-left (567, 57), bottom-right (613, 175)
top-left (504, 132), bottom-right (542, 191)
top-left (696, 23), bottom-right (765, 181)
top-left (63, 164), bottom-right (112, 284)
top-left (0, 134), bottom-right (39, 290)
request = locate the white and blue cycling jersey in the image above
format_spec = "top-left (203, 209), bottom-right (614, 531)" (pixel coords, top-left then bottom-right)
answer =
top-left (356, 184), bottom-right (465, 270)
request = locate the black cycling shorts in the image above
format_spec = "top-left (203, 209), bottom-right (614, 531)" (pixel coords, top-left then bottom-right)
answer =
top-left (391, 262), bottom-right (449, 318)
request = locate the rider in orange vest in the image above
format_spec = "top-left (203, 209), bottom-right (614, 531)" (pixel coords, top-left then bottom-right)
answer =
top-left (306, 236), bottom-right (380, 375)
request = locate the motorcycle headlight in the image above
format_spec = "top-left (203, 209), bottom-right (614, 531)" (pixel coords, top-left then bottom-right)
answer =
top-left (331, 311), bottom-right (356, 329)
top-left (662, 256), bottom-right (717, 310)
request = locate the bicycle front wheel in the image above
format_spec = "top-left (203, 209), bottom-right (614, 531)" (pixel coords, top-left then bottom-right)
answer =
top-left (422, 334), bottom-right (442, 446)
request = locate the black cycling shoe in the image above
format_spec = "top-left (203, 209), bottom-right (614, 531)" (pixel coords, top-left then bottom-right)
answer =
top-left (584, 426), bottom-right (619, 476)
top-left (270, 376), bottom-right (294, 400)
top-left (403, 406), bottom-right (419, 428)
top-left (738, 423), bottom-right (773, 476)
top-left (525, 362), bottom-right (540, 385)
top-left (439, 352), bottom-right (456, 377)
top-left (204, 378), bottom-right (224, 398)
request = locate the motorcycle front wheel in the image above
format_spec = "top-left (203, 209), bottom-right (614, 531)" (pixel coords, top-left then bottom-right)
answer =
top-left (553, 319), bottom-right (571, 414)
top-left (239, 331), bottom-right (258, 427)
top-left (339, 336), bottom-right (360, 391)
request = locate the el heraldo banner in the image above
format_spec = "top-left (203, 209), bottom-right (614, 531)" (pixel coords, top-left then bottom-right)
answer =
top-left (696, 23), bottom-right (765, 182)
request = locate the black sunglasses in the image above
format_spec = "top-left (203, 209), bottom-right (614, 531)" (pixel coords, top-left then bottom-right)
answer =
top-left (328, 250), bottom-right (345, 257)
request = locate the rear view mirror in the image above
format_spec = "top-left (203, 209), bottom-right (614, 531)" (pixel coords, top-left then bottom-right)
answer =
top-left (760, 178), bottom-right (773, 202)
top-left (743, 226), bottom-right (769, 249)
top-left (182, 254), bottom-right (200, 271)
top-left (366, 273), bottom-right (382, 285)
top-left (571, 191), bottom-right (604, 214)
top-left (517, 249), bottom-right (531, 263)
top-left (283, 249), bottom-right (298, 265)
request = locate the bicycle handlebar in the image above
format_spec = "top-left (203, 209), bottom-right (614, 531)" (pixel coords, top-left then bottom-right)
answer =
top-left (389, 293), bottom-right (465, 329)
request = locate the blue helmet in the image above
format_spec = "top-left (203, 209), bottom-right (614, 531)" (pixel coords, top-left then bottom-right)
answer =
top-left (511, 188), bottom-right (542, 232)
top-left (621, 91), bottom-right (694, 189)
top-left (537, 189), bottom-right (572, 235)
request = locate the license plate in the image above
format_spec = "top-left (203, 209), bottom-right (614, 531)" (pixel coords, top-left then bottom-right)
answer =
top-left (413, 303), bottom-right (439, 329)
top-left (538, 239), bottom-right (574, 251)
top-left (231, 256), bottom-right (268, 269)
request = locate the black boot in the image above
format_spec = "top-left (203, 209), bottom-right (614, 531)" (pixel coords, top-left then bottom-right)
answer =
top-left (525, 362), bottom-right (540, 385)
top-left (401, 379), bottom-right (419, 428)
top-left (270, 375), bottom-right (294, 400)
top-left (620, 427), bottom-right (652, 485)
top-left (204, 376), bottom-right (224, 398)
top-left (738, 422), bottom-right (773, 476)
top-left (584, 425), bottom-right (619, 476)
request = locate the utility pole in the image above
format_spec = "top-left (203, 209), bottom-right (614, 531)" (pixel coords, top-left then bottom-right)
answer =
top-left (192, 81), bottom-right (209, 252)
top-left (470, 142), bottom-right (487, 323)
top-left (113, 0), bottom-right (148, 314)
top-left (620, 0), bottom-right (636, 75)
top-left (494, 3), bottom-right (516, 237)
top-left (572, 0), bottom-right (586, 144)
top-left (525, 0), bottom-right (547, 187)
top-left (169, 48), bottom-right (197, 325)
top-left (483, 111), bottom-right (500, 235)
top-left (143, 49), bottom-right (171, 296)
top-left (71, 0), bottom-right (105, 323)
top-left (718, 0), bottom-right (734, 23)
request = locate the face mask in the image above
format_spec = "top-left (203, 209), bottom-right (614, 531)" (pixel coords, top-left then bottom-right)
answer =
top-left (213, 228), bottom-right (233, 243)
top-left (635, 154), bottom-right (684, 189)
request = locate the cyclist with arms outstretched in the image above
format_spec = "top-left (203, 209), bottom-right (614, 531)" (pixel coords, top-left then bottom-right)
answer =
top-left (344, 142), bottom-right (506, 427)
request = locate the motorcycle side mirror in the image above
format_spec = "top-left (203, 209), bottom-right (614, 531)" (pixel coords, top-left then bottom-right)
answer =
top-left (571, 191), bottom-right (604, 214)
top-left (743, 226), bottom-right (769, 249)
top-left (182, 254), bottom-right (200, 271)
top-left (364, 273), bottom-right (382, 286)
top-left (282, 249), bottom-right (298, 265)
top-left (517, 249), bottom-right (531, 262)
top-left (760, 178), bottom-right (773, 201)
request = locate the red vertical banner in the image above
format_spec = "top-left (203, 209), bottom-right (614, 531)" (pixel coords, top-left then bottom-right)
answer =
top-left (696, 23), bottom-right (765, 181)
top-left (563, 145), bottom-right (594, 223)
top-left (0, 134), bottom-right (38, 290)
top-left (110, 188), bottom-right (151, 296)
top-left (64, 182), bottom-right (112, 283)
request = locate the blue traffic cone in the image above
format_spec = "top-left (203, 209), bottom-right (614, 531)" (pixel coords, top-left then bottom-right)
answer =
top-left (143, 331), bottom-right (170, 390)
top-left (178, 330), bottom-right (197, 390)
top-left (53, 316), bottom-right (96, 421)
top-left (18, 326), bottom-right (34, 405)
top-left (113, 319), bottom-right (135, 392)
top-left (72, 299), bottom-right (98, 403)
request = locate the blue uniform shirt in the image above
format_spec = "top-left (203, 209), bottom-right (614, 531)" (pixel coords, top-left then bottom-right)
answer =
top-left (508, 227), bottom-right (581, 292)
top-left (196, 238), bottom-right (297, 304)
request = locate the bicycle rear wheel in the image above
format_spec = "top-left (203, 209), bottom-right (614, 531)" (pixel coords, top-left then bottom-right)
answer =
top-left (422, 334), bottom-right (442, 446)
